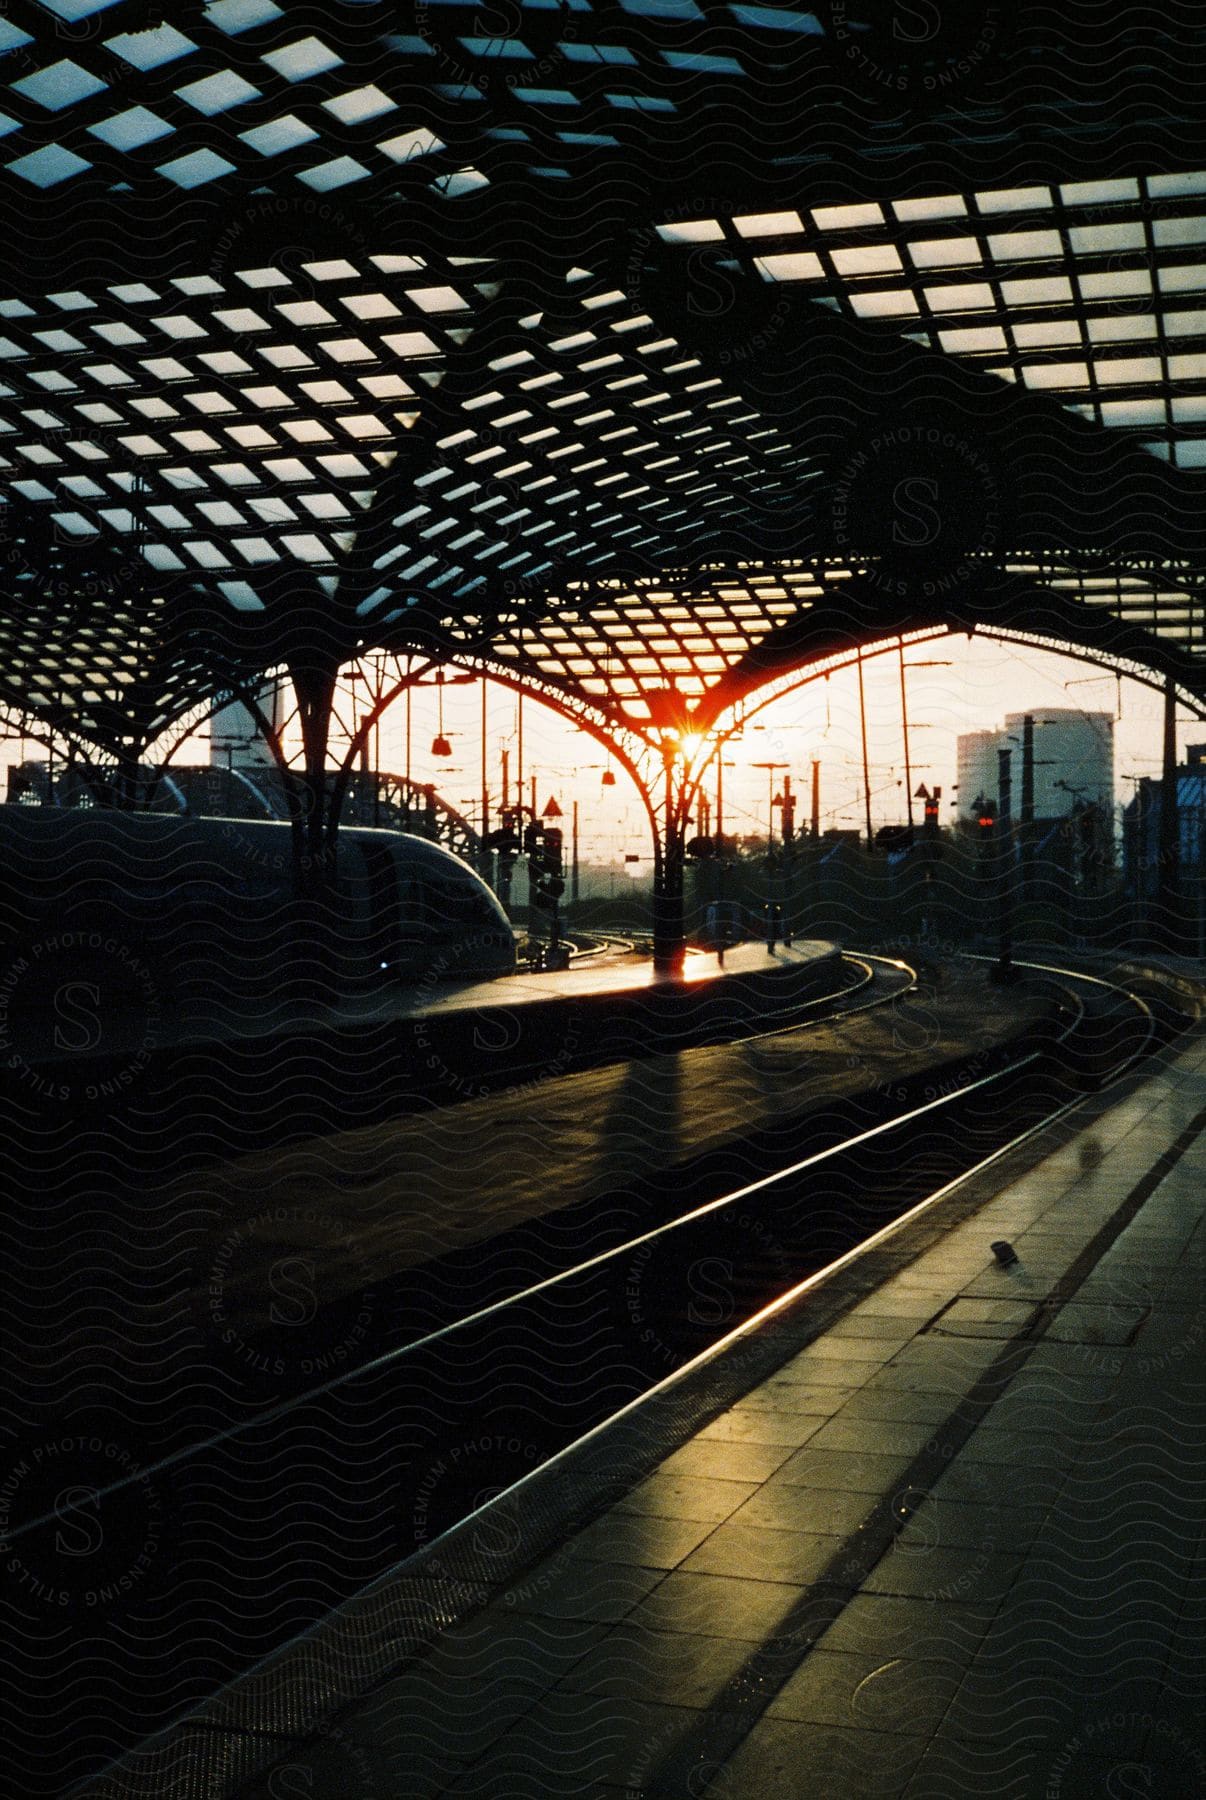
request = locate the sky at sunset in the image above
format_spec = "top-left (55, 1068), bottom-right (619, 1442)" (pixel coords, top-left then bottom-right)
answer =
top-left (347, 634), bottom-right (1193, 865)
top-left (1, 634), bottom-right (1195, 868)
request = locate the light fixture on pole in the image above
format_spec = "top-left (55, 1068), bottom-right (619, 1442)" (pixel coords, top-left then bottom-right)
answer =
top-left (431, 672), bottom-right (452, 758)
top-left (752, 761), bottom-right (789, 844)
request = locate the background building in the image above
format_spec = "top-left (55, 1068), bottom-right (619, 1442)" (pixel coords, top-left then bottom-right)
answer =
top-left (956, 730), bottom-right (1001, 820)
top-left (958, 710), bottom-right (1114, 822)
top-left (1122, 745), bottom-right (1206, 900)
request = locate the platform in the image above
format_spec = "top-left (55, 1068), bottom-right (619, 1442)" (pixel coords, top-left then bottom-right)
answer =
top-left (172, 954), bottom-right (1043, 1331)
top-left (0, 938), bottom-right (848, 1156)
top-left (192, 1006), bottom-right (1206, 1799)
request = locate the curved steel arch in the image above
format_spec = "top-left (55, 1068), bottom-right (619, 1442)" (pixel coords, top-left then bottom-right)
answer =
top-left (696, 565), bottom-right (1206, 731)
top-left (703, 623), bottom-right (1206, 746)
top-left (398, 652), bottom-right (665, 845)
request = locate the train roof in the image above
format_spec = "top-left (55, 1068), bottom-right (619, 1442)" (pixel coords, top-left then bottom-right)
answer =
top-left (0, 805), bottom-right (488, 877)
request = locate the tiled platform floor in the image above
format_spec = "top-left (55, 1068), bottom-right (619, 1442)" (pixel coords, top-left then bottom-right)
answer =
top-left (242, 1028), bottom-right (1206, 1800)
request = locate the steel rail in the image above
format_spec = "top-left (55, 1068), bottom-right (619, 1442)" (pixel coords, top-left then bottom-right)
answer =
top-left (5, 960), bottom-right (1155, 1544)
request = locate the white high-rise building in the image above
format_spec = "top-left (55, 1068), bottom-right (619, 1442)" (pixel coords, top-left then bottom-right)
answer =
top-left (958, 710), bottom-right (1113, 821)
top-left (1002, 710), bottom-right (1113, 817)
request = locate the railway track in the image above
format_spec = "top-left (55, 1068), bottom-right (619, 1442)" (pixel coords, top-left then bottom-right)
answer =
top-left (16, 958), bottom-right (1197, 1798)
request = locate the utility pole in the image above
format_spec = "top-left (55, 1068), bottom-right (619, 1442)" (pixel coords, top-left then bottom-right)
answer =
top-left (992, 746), bottom-right (1014, 982)
top-left (811, 759), bottom-right (820, 839)
top-left (857, 650), bottom-right (873, 848)
top-left (571, 798), bottom-right (580, 904)
top-left (781, 772), bottom-right (795, 844)
top-left (404, 680), bottom-right (412, 812)
top-left (373, 662), bottom-right (381, 828)
top-left (781, 773), bottom-right (794, 946)
top-left (1020, 712), bottom-right (1035, 918)
top-left (480, 677), bottom-right (489, 857)
top-left (898, 638), bottom-right (914, 832)
top-left (753, 761), bottom-right (788, 846)
top-left (1158, 674), bottom-right (1180, 949)
top-left (516, 693), bottom-right (523, 816)
top-left (716, 751), bottom-right (727, 960)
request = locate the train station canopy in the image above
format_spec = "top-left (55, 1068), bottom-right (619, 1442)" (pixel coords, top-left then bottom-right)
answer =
top-left (0, 0), bottom-right (1205, 765)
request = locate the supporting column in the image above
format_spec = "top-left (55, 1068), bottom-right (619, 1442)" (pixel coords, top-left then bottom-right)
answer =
top-left (652, 824), bottom-right (686, 973)
top-left (652, 737), bottom-right (686, 974)
top-left (277, 653), bottom-right (343, 998)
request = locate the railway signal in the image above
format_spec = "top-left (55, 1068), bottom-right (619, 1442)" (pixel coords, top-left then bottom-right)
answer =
top-left (541, 826), bottom-right (564, 877)
top-left (975, 795), bottom-right (996, 839)
top-left (530, 827), bottom-right (565, 908)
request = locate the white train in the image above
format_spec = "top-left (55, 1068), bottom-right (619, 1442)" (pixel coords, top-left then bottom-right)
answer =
top-left (0, 809), bottom-right (516, 1015)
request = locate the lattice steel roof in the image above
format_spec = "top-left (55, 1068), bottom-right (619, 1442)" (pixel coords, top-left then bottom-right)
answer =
top-left (651, 174), bottom-right (1206, 473)
top-left (1, 1), bottom-right (1205, 754)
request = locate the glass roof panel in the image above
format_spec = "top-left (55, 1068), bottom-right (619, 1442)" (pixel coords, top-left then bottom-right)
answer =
top-left (988, 230), bottom-right (1063, 260)
top-left (176, 70), bottom-right (262, 115)
top-left (939, 326), bottom-right (1007, 353)
top-left (1068, 221), bottom-right (1146, 254)
top-left (756, 251), bottom-right (823, 281)
top-left (239, 114), bottom-right (319, 156)
top-left (323, 86), bottom-right (398, 125)
top-left (1154, 217), bottom-right (1206, 249)
top-left (89, 107), bottom-right (174, 150)
top-left (296, 156), bottom-right (372, 191)
top-left (260, 37), bottom-right (343, 82)
top-left (7, 144), bottom-right (91, 185)
top-left (909, 237), bottom-right (982, 269)
top-left (378, 127), bottom-right (445, 161)
top-left (106, 26), bottom-right (198, 70)
top-left (1059, 178), bottom-right (1140, 206)
top-left (849, 291), bottom-right (920, 318)
top-left (204, 0), bottom-right (283, 32)
top-left (34, 1), bottom-right (118, 20)
top-left (656, 220), bottom-right (725, 243)
top-left (158, 149), bottom-right (237, 188)
top-left (1088, 314), bottom-right (1157, 343)
top-left (892, 194), bottom-right (968, 223)
top-left (831, 244), bottom-right (902, 276)
top-left (1149, 171), bottom-right (1206, 199)
top-left (1013, 320), bottom-right (1081, 348)
top-left (619, 0), bottom-right (704, 17)
top-left (728, 5), bottom-right (823, 30)
top-left (976, 186), bottom-right (1051, 213)
top-left (925, 282), bottom-right (994, 311)
top-left (813, 203), bottom-right (884, 230)
top-left (10, 60), bottom-right (108, 112)
top-left (1160, 263), bottom-right (1206, 294)
top-left (733, 211), bottom-right (804, 238)
top-left (1077, 269), bottom-right (1150, 300)
top-left (999, 276), bottom-right (1073, 305)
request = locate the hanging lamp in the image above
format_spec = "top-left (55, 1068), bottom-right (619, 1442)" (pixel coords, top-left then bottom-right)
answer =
top-left (431, 672), bottom-right (452, 757)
